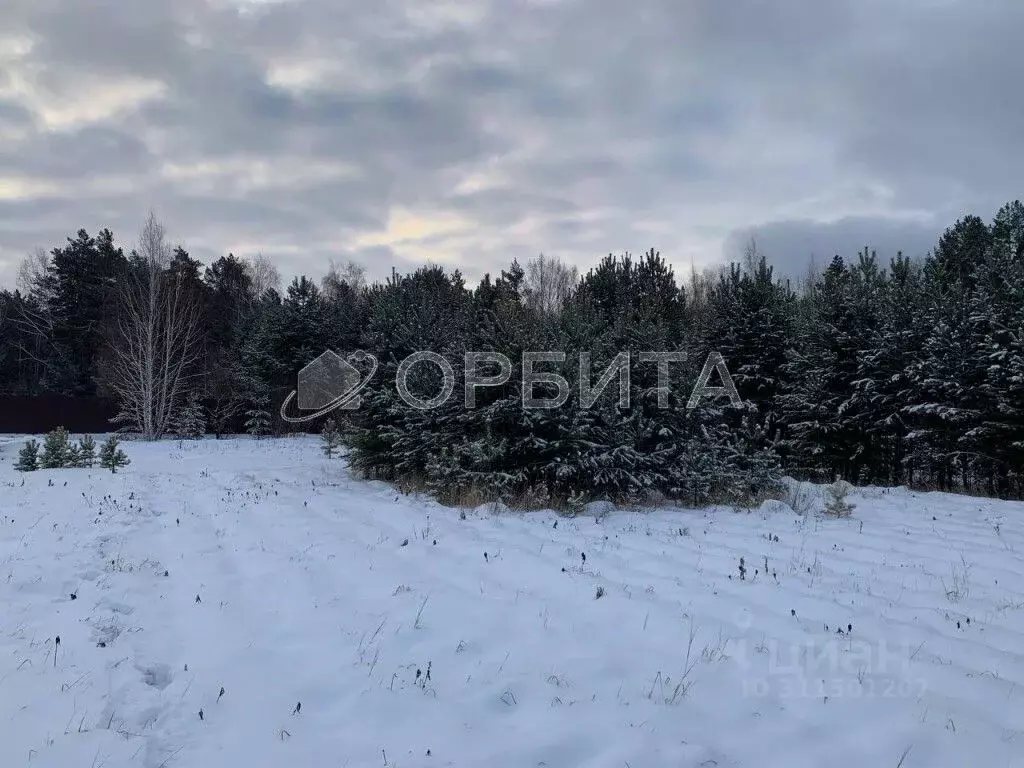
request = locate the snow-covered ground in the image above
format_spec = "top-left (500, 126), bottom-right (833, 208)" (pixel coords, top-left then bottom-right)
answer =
top-left (1, 437), bottom-right (1023, 768)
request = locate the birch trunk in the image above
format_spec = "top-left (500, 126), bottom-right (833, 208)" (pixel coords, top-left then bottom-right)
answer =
top-left (106, 214), bottom-right (204, 440)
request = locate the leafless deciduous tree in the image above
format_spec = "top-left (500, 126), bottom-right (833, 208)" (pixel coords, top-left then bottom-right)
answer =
top-left (10, 248), bottom-right (56, 377)
top-left (16, 248), bottom-right (51, 296)
top-left (106, 214), bottom-right (205, 440)
top-left (684, 261), bottom-right (721, 338)
top-left (523, 254), bottom-right (579, 315)
top-left (246, 252), bottom-right (281, 298)
top-left (321, 258), bottom-right (366, 300)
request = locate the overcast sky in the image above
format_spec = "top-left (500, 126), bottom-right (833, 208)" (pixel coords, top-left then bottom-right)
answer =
top-left (1, 0), bottom-right (1021, 289)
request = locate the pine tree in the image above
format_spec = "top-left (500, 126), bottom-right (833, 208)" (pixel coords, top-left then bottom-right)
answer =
top-left (30, 229), bottom-right (127, 395)
top-left (245, 394), bottom-right (272, 438)
top-left (99, 435), bottom-right (130, 472)
top-left (15, 439), bottom-right (39, 471)
top-left (77, 435), bottom-right (97, 468)
top-left (175, 391), bottom-right (207, 439)
top-left (903, 301), bottom-right (983, 491)
top-left (824, 477), bottom-right (855, 517)
top-left (40, 426), bottom-right (71, 469)
top-left (779, 254), bottom-right (879, 482)
top-left (706, 255), bottom-right (794, 443)
top-left (65, 440), bottom-right (82, 468)
top-left (718, 406), bottom-right (784, 504)
top-left (848, 254), bottom-right (927, 485)
top-left (903, 218), bottom-right (996, 492)
top-left (423, 268), bottom-right (531, 503)
top-left (965, 201), bottom-right (1024, 495)
top-left (829, 249), bottom-right (889, 481)
top-left (321, 418), bottom-right (342, 457)
top-left (347, 265), bottom-right (473, 482)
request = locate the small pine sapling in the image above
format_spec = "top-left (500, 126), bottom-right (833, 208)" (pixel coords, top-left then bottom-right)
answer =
top-left (321, 418), bottom-right (342, 457)
top-left (99, 435), bottom-right (130, 473)
top-left (40, 426), bottom-right (71, 469)
top-left (15, 439), bottom-right (40, 471)
top-left (65, 441), bottom-right (82, 468)
top-left (566, 490), bottom-right (586, 517)
top-left (245, 395), bottom-right (272, 438)
top-left (824, 477), bottom-right (855, 518)
top-left (77, 435), bottom-right (97, 468)
top-left (176, 392), bottom-right (207, 440)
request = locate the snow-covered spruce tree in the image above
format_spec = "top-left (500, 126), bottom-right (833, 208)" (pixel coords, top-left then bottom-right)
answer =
top-left (431, 282), bottom-right (569, 504)
top-left (424, 261), bottom-right (551, 504)
top-left (321, 417), bottom-right (342, 457)
top-left (203, 255), bottom-right (253, 437)
top-left (244, 393), bottom-right (272, 438)
top-left (506, 251), bottom-right (681, 504)
top-left (77, 435), bottom-right (97, 468)
top-left (903, 301), bottom-right (984, 491)
top-left (777, 262), bottom-right (836, 480)
top-left (65, 440), bottom-right (82, 468)
top-left (828, 249), bottom-right (890, 482)
top-left (236, 292), bottom-right (288, 412)
top-left (964, 201), bottom-right (1024, 495)
top-left (672, 409), bottom-right (732, 506)
top-left (705, 250), bottom-right (794, 446)
top-left (717, 405), bottom-right (784, 503)
top-left (565, 250), bottom-right (779, 506)
top-left (824, 476), bottom-right (855, 517)
top-left (277, 276), bottom-right (339, 386)
top-left (778, 254), bottom-right (879, 482)
top-left (418, 250), bottom-right (785, 508)
top-left (423, 250), bottom-right (783, 507)
top-left (430, 254), bottom-right (676, 506)
top-left (40, 426), bottom-right (71, 468)
top-left (175, 391), bottom-right (207, 439)
top-left (902, 215), bottom-right (994, 492)
top-left (99, 435), bottom-right (130, 472)
top-left (847, 254), bottom-right (927, 485)
top-left (15, 439), bottom-right (39, 471)
top-left (8, 234), bottom-right (126, 397)
top-left (547, 252), bottom-right (677, 503)
top-left (345, 265), bottom-right (473, 486)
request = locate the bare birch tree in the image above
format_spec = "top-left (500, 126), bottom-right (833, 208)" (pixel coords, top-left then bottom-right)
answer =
top-left (741, 237), bottom-right (762, 274)
top-left (246, 252), bottom-right (281, 298)
top-left (321, 258), bottom-right (366, 300)
top-left (106, 214), bottom-right (205, 440)
top-left (523, 254), bottom-right (578, 315)
top-left (10, 248), bottom-right (57, 381)
top-left (16, 247), bottom-right (51, 296)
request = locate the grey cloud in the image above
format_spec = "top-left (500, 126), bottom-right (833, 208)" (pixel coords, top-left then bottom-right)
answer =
top-left (0, 99), bottom-right (33, 127)
top-left (0, 0), bottom-right (1021, 292)
top-left (441, 189), bottom-right (581, 226)
top-left (0, 125), bottom-right (154, 178)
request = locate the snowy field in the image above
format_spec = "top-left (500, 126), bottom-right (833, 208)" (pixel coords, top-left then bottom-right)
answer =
top-left (1, 436), bottom-right (1023, 768)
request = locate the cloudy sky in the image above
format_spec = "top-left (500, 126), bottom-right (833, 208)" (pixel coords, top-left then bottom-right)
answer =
top-left (1, 0), bottom-right (1021, 289)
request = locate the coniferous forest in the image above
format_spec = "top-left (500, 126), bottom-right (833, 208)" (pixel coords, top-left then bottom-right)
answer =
top-left (2, 201), bottom-right (1023, 505)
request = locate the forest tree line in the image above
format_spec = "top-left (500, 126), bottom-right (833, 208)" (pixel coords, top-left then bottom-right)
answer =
top-left (1, 201), bottom-right (1023, 504)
